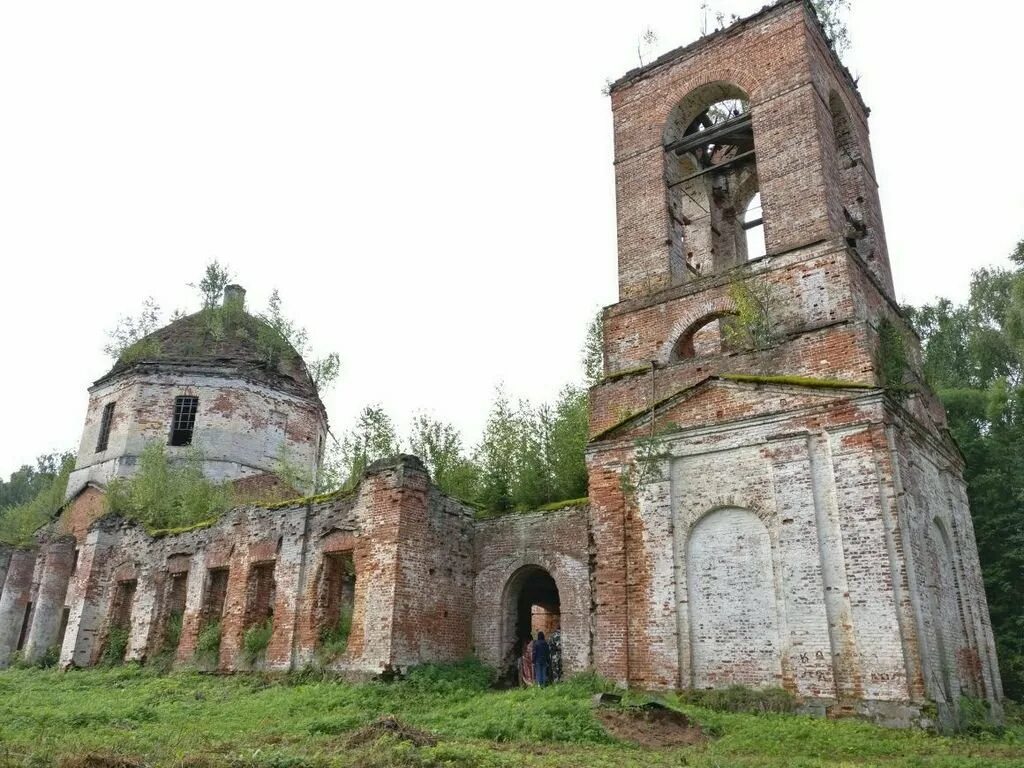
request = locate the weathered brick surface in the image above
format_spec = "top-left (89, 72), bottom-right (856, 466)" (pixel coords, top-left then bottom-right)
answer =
top-left (66, 371), bottom-right (326, 502)
top-left (0, 1), bottom-right (1002, 727)
top-left (587, 0), bottom-right (1002, 724)
top-left (472, 506), bottom-right (592, 675)
top-left (0, 549), bottom-right (36, 668)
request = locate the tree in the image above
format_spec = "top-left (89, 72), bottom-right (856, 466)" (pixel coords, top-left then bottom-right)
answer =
top-left (103, 297), bottom-right (162, 359)
top-left (190, 259), bottom-right (233, 309)
top-left (408, 414), bottom-right (478, 500)
top-left (257, 289), bottom-right (340, 392)
top-left (546, 385), bottom-right (589, 502)
top-left (0, 453), bottom-right (75, 547)
top-left (0, 451), bottom-right (74, 510)
top-left (811, 0), bottom-right (851, 58)
top-left (336, 405), bottom-right (401, 490)
top-left (474, 387), bottom-right (520, 512)
top-left (582, 311), bottom-right (604, 387)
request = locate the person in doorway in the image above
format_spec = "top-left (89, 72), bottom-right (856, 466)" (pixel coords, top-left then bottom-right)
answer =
top-left (549, 629), bottom-right (562, 682)
top-left (533, 631), bottom-right (550, 686)
top-left (519, 636), bottom-right (535, 687)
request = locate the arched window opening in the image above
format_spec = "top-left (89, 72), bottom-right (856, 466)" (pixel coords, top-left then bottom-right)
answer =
top-left (743, 193), bottom-right (766, 261)
top-left (664, 84), bottom-right (759, 282)
top-left (670, 311), bottom-right (738, 362)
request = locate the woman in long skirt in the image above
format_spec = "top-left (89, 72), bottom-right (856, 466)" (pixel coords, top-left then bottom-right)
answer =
top-left (519, 637), bottom-right (535, 686)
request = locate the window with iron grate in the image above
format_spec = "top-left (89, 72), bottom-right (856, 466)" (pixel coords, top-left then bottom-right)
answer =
top-left (169, 396), bottom-right (199, 446)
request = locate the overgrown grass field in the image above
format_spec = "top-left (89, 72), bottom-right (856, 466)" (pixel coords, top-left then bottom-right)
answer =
top-left (0, 664), bottom-right (1021, 768)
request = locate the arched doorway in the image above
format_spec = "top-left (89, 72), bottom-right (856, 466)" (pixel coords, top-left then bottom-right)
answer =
top-left (502, 565), bottom-right (561, 672)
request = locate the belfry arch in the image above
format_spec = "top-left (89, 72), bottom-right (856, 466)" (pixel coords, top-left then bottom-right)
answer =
top-left (663, 82), bottom-right (762, 282)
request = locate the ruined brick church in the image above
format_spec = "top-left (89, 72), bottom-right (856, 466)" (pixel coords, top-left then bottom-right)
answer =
top-left (0, 0), bottom-right (1003, 725)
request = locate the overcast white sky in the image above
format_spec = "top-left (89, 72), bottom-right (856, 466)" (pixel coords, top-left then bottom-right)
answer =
top-left (1, 1), bottom-right (1021, 478)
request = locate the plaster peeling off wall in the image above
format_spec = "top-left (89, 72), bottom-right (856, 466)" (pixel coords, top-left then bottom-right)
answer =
top-left (686, 507), bottom-right (782, 688)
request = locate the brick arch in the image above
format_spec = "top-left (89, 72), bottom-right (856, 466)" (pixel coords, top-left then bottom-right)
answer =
top-left (683, 506), bottom-right (784, 689)
top-left (660, 295), bottom-right (738, 363)
top-left (655, 67), bottom-right (766, 134)
top-left (474, 548), bottom-right (590, 677)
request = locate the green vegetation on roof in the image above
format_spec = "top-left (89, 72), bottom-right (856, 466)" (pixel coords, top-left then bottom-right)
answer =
top-left (601, 365), bottom-right (650, 384)
top-left (257, 486), bottom-right (357, 511)
top-left (148, 517), bottom-right (220, 538)
top-left (475, 497), bottom-right (589, 521)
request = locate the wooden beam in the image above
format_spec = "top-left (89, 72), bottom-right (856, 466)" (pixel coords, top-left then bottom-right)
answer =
top-left (667, 150), bottom-right (756, 188)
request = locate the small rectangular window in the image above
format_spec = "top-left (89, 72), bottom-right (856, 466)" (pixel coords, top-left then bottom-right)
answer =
top-left (95, 402), bottom-right (116, 452)
top-left (169, 396), bottom-right (199, 446)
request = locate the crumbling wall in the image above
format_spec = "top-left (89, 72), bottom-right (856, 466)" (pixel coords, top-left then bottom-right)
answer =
top-left (890, 420), bottom-right (1003, 720)
top-left (40, 456), bottom-right (479, 676)
top-left (66, 369), bottom-right (325, 500)
top-left (472, 506), bottom-right (591, 675)
top-left (0, 549), bottom-right (37, 668)
top-left (587, 381), bottom-right (929, 719)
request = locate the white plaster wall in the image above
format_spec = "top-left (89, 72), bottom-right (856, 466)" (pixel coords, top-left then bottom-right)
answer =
top-left (687, 507), bottom-right (782, 687)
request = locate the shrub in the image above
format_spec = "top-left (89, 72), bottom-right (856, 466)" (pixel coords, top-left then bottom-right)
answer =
top-left (957, 695), bottom-right (1005, 736)
top-left (101, 627), bottom-right (130, 667)
top-left (195, 621), bottom-right (222, 667)
top-left (676, 684), bottom-right (798, 714)
top-left (318, 606), bottom-right (353, 659)
top-left (106, 442), bottom-right (232, 532)
top-left (243, 620), bottom-right (274, 666)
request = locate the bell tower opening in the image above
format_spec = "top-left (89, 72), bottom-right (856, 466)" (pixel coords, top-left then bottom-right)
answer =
top-left (664, 85), bottom-right (759, 282)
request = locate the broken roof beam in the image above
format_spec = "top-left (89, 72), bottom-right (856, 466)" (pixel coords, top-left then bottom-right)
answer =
top-left (667, 149), bottom-right (756, 188)
top-left (665, 112), bottom-right (753, 156)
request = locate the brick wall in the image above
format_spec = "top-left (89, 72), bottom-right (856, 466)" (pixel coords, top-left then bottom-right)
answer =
top-left (472, 506), bottom-right (592, 675)
top-left (67, 368), bottom-right (326, 500)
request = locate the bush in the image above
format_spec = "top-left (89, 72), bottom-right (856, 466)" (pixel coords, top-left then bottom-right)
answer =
top-left (195, 621), bottom-right (222, 667)
top-left (106, 442), bottom-right (232, 533)
top-left (957, 695), bottom-right (1005, 736)
top-left (101, 627), bottom-right (130, 667)
top-left (676, 684), bottom-right (798, 714)
top-left (243, 619), bottom-right (274, 666)
top-left (318, 606), bottom-right (353, 659)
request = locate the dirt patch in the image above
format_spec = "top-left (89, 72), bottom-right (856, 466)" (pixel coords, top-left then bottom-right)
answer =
top-left (596, 703), bottom-right (705, 748)
top-left (345, 714), bottom-right (437, 748)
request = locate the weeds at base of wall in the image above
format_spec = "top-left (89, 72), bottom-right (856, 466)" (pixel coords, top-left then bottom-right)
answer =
top-left (242, 620), bottom-right (273, 667)
top-left (674, 685), bottom-right (798, 714)
top-left (194, 621), bottom-right (221, 670)
top-left (317, 607), bottom-right (353, 661)
top-left (100, 627), bottom-right (130, 667)
top-left (147, 614), bottom-right (184, 673)
top-left (10, 645), bottom-right (61, 670)
top-left (956, 695), bottom-right (1007, 737)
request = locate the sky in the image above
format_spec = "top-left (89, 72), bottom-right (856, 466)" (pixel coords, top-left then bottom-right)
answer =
top-left (1, 1), bottom-right (1022, 479)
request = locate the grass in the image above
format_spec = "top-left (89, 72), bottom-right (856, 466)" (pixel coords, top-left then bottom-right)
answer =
top-left (0, 664), bottom-right (1021, 768)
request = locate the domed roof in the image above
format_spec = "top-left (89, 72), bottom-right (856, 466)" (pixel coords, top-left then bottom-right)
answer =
top-left (96, 288), bottom-right (320, 400)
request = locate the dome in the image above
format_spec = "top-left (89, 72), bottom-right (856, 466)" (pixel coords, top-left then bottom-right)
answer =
top-left (95, 286), bottom-right (320, 401)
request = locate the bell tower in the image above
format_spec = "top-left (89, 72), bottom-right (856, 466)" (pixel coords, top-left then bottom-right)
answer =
top-left (586, 0), bottom-right (1002, 725)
